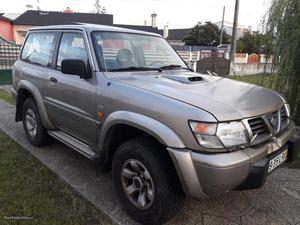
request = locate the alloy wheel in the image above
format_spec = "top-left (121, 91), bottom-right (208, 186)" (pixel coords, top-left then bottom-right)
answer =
top-left (121, 159), bottom-right (155, 209)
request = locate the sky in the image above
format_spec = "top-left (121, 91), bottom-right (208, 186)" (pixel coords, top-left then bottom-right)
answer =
top-left (2, 0), bottom-right (271, 30)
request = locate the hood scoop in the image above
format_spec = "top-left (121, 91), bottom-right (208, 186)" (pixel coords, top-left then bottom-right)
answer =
top-left (163, 74), bottom-right (205, 84)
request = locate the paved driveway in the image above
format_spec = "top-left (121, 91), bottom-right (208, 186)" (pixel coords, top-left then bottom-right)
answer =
top-left (0, 98), bottom-right (300, 225)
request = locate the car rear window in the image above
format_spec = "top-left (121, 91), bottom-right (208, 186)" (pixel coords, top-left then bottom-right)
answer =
top-left (21, 32), bottom-right (56, 67)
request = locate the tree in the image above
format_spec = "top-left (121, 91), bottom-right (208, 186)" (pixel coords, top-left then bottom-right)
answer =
top-left (94, 0), bottom-right (106, 14)
top-left (183, 22), bottom-right (230, 46)
top-left (263, 0), bottom-right (300, 124)
top-left (237, 32), bottom-right (268, 54)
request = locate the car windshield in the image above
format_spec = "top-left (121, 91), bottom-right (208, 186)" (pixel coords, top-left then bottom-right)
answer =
top-left (91, 31), bottom-right (188, 72)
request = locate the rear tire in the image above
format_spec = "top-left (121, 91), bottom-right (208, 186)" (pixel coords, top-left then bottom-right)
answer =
top-left (113, 137), bottom-right (185, 225)
top-left (22, 98), bottom-right (50, 146)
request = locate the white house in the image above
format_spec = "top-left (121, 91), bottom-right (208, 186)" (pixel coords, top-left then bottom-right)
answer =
top-left (214, 21), bottom-right (252, 39)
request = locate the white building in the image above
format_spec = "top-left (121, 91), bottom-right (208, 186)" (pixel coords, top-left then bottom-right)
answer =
top-left (215, 21), bottom-right (252, 39)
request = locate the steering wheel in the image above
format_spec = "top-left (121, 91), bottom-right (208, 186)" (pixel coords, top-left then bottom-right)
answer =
top-left (149, 61), bottom-right (164, 67)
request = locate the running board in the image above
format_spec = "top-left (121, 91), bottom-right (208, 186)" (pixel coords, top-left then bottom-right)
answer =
top-left (48, 130), bottom-right (98, 160)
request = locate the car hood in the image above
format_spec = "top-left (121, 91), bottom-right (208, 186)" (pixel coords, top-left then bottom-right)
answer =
top-left (107, 71), bottom-right (284, 121)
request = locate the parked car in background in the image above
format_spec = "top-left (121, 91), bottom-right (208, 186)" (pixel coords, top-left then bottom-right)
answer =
top-left (11, 24), bottom-right (299, 225)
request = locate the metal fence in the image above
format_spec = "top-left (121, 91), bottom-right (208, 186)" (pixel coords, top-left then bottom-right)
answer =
top-left (0, 37), bottom-right (21, 84)
top-left (196, 56), bottom-right (230, 76)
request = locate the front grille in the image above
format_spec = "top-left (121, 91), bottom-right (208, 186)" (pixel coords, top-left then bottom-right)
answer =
top-left (280, 107), bottom-right (288, 128)
top-left (248, 117), bottom-right (271, 144)
top-left (248, 117), bottom-right (270, 135)
top-left (247, 106), bottom-right (289, 145)
top-left (266, 111), bottom-right (279, 132)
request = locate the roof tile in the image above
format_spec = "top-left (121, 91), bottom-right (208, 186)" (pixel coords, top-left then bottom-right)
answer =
top-left (13, 10), bottom-right (113, 26)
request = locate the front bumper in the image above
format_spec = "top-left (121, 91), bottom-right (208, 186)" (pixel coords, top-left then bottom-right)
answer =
top-left (168, 123), bottom-right (299, 199)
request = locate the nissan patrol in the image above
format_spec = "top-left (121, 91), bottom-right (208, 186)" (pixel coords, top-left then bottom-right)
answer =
top-left (11, 24), bottom-right (299, 225)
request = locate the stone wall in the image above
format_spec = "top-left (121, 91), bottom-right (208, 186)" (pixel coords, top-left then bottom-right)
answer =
top-left (230, 63), bottom-right (273, 75)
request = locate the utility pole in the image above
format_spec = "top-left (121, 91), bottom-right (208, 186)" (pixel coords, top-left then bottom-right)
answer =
top-left (230, 0), bottom-right (239, 62)
top-left (220, 6), bottom-right (225, 45)
top-left (37, 0), bottom-right (40, 10)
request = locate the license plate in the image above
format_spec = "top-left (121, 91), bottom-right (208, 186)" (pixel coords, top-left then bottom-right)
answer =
top-left (268, 149), bottom-right (288, 173)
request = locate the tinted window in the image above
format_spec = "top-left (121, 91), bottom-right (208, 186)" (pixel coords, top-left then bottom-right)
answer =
top-left (21, 32), bottom-right (56, 67)
top-left (57, 33), bottom-right (88, 68)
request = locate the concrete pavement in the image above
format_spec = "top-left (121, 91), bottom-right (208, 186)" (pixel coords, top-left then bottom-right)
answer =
top-left (0, 96), bottom-right (300, 225)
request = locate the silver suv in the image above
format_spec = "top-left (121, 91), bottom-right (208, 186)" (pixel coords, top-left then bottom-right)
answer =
top-left (12, 24), bottom-right (299, 225)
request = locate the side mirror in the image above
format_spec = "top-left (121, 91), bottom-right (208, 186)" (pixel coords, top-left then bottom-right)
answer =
top-left (61, 59), bottom-right (91, 79)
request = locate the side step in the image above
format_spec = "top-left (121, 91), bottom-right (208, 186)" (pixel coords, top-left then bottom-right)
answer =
top-left (48, 130), bottom-right (98, 160)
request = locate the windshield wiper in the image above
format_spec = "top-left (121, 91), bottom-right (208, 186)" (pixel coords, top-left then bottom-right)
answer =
top-left (158, 64), bottom-right (194, 72)
top-left (109, 66), bottom-right (157, 72)
top-left (109, 65), bottom-right (194, 72)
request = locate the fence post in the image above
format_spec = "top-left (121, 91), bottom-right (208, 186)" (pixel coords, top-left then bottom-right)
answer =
top-left (196, 51), bottom-right (200, 61)
top-left (189, 46), bottom-right (192, 61)
top-left (193, 61), bottom-right (197, 72)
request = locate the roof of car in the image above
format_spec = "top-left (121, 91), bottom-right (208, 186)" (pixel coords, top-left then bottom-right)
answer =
top-left (29, 23), bottom-right (162, 37)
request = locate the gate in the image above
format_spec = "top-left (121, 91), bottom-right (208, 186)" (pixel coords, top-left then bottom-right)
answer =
top-left (196, 55), bottom-right (230, 76)
top-left (0, 37), bottom-right (21, 84)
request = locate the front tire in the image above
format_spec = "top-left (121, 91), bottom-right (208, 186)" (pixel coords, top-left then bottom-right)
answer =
top-left (22, 98), bottom-right (49, 146)
top-left (113, 137), bottom-right (184, 225)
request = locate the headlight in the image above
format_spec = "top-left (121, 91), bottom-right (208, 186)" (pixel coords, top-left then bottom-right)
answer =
top-left (189, 121), bottom-right (248, 149)
top-left (216, 122), bottom-right (248, 147)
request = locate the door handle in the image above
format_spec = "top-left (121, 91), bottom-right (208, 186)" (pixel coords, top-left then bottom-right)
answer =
top-left (50, 77), bottom-right (57, 83)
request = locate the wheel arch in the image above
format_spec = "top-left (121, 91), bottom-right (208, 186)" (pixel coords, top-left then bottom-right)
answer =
top-left (16, 80), bottom-right (55, 129)
top-left (98, 111), bottom-right (185, 163)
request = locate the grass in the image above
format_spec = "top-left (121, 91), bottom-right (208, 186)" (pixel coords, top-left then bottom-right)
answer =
top-left (230, 73), bottom-right (277, 87)
top-left (0, 89), bottom-right (14, 104)
top-left (0, 131), bottom-right (111, 225)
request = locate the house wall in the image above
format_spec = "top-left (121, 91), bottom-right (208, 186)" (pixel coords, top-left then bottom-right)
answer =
top-left (234, 53), bottom-right (248, 63)
top-left (215, 21), bottom-right (249, 39)
top-left (0, 19), bottom-right (13, 41)
top-left (13, 25), bottom-right (33, 44)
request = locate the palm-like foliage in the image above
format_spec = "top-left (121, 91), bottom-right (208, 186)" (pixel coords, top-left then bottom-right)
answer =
top-left (263, 0), bottom-right (300, 124)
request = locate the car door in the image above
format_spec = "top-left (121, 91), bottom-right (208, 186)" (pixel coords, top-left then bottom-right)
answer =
top-left (44, 31), bottom-right (98, 147)
top-left (19, 31), bottom-right (59, 105)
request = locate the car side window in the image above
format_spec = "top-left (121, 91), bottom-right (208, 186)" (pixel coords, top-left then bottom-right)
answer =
top-left (21, 32), bottom-right (56, 67)
top-left (57, 33), bottom-right (88, 69)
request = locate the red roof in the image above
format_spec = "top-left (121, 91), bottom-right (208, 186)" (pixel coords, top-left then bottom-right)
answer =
top-left (63, 8), bottom-right (74, 13)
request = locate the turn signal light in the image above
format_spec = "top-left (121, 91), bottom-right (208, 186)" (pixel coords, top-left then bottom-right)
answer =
top-left (189, 121), bottom-right (217, 135)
